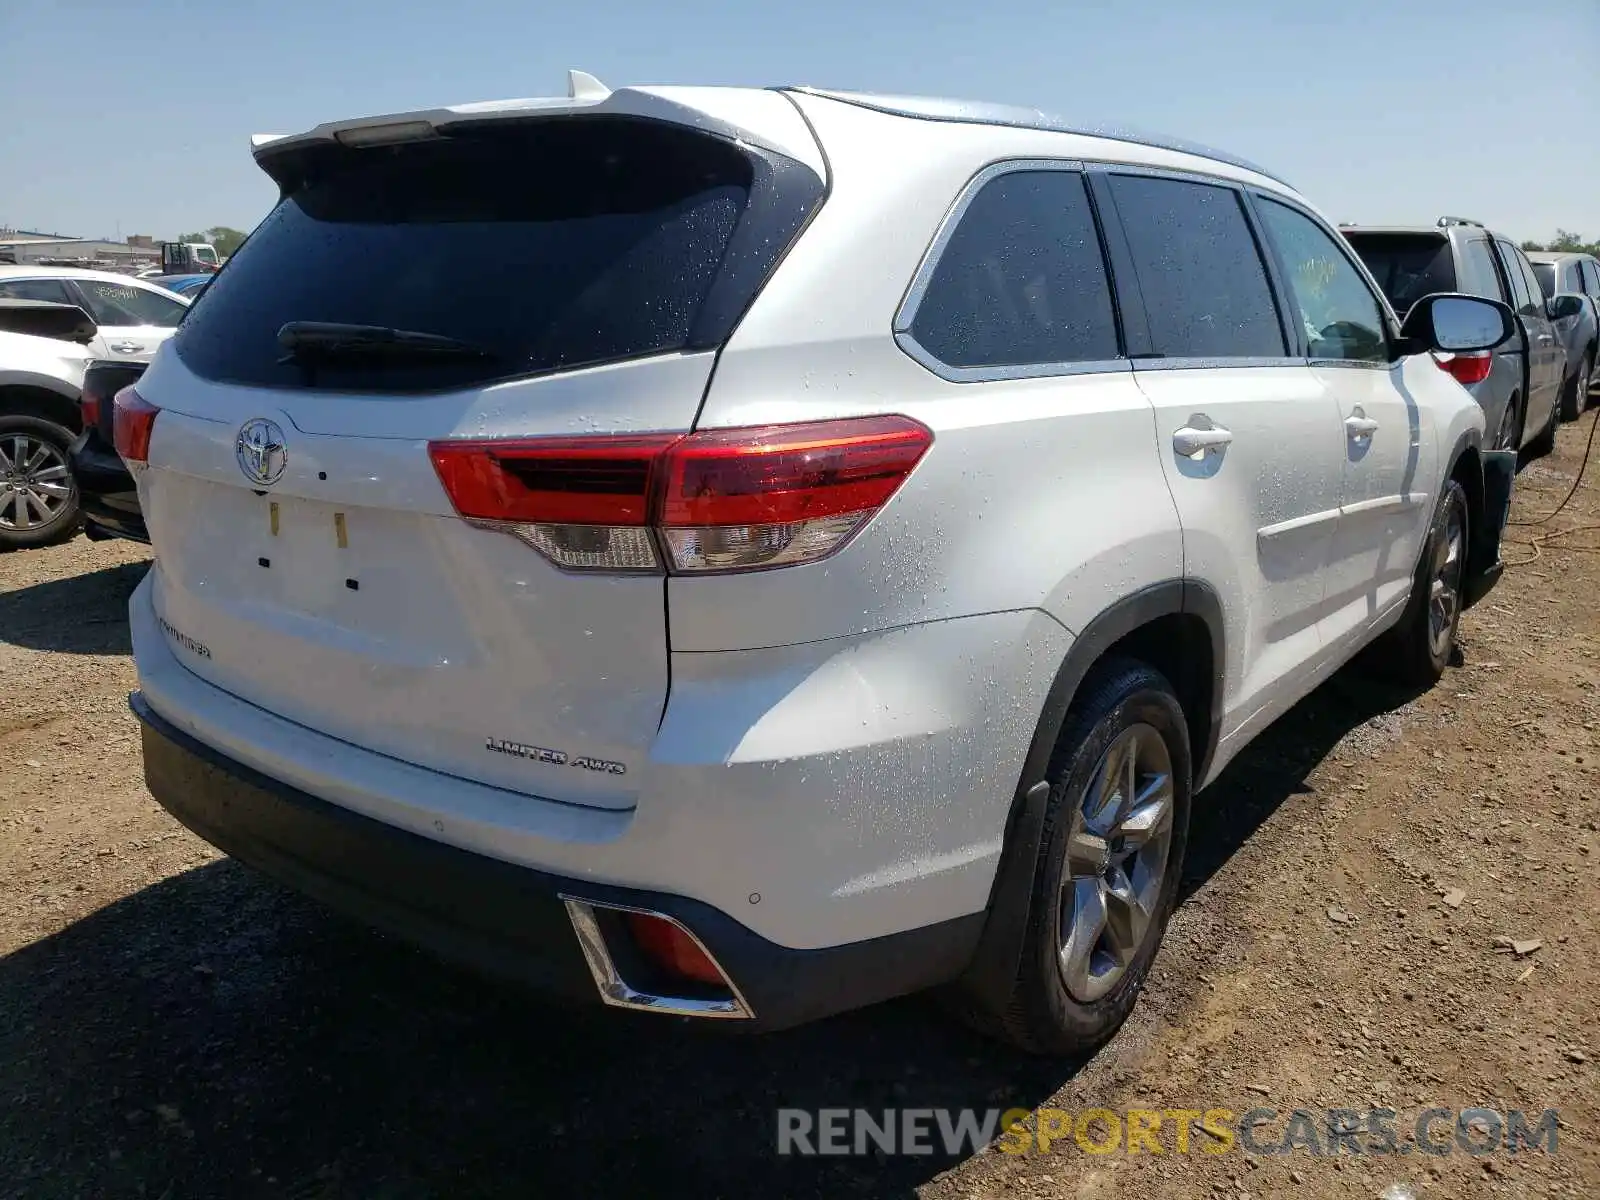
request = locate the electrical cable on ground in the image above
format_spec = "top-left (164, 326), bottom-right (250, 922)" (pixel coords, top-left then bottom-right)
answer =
top-left (1501, 397), bottom-right (1600, 567)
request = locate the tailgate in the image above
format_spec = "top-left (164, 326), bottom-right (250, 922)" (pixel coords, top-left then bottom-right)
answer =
top-left (134, 108), bottom-right (823, 811)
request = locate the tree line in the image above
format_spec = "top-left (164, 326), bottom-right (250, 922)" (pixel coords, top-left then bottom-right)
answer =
top-left (1519, 230), bottom-right (1600, 256)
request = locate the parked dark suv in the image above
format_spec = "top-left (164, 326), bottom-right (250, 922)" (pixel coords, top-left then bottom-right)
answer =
top-left (1343, 218), bottom-right (1581, 457)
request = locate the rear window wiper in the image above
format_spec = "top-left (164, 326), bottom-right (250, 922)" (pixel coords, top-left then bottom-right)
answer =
top-left (277, 322), bottom-right (496, 364)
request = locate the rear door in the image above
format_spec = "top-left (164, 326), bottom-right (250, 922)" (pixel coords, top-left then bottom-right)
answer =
top-left (135, 113), bottom-right (822, 811)
top-left (1495, 240), bottom-right (1563, 434)
top-left (1100, 170), bottom-right (1346, 736)
top-left (1253, 196), bottom-right (1434, 646)
top-left (69, 277), bottom-right (187, 362)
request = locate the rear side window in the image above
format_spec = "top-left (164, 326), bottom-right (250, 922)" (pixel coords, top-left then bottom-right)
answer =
top-left (907, 170), bottom-right (1118, 370)
top-left (176, 118), bottom-right (821, 392)
top-left (1108, 175), bottom-right (1284, 359)
top-left (0, 278), bottom-right (75, 305)
top-left (1495, 242), bottom-right (1542, 316)
top-left (1342, 233), bottom-right (1457, 315)
top-left (1456, 237), bottom-right (1505, 303)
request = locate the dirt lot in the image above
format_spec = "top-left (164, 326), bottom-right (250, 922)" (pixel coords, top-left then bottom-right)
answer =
top-left (2, 419), bottom-right (1598, 1200)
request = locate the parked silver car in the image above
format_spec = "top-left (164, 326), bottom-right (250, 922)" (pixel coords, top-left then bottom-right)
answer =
top-left (1344, 218), bottom-right (1570, 455)
top-left (1527, 252), bottom-right (1600, 418)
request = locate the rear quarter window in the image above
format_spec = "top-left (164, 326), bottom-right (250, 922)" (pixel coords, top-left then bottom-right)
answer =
top-left (906, 169), bottom-right (1119, 372)
top-left (175, 117), bottom-right (821, 393)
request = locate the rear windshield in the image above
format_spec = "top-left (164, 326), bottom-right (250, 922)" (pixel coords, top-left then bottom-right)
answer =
top-left (1529, 262), bottom-right (1556, 298)
top-left (175, 117), bottom-right (818, 392)
top-left (1342, 233), bottom-right (1456, 316)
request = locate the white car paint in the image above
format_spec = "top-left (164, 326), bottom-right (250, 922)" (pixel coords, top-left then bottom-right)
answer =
top-left (128, 83), bottom-right (1486, 963)
top-left (0, 327), bottom-right (92, 397)
top-left (0, 266), bottom-right (189, 365)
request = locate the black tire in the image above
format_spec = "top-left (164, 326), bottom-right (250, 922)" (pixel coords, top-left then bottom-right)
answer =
top-left (0, 414), bottom-right (81, 551)
top-left (1527, 393), bottom-right (1558, 458)
top-left (962, 657), bottom-right (1192, 1056)
top-left (1560, 366), bottom-right (1586, 422)
top-left (1494, 393), bottom-right (1521, 452)
top-left (1371, 479), bottom-right (1468, 688)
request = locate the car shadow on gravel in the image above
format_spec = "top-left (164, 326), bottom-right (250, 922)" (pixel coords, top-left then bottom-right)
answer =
top-left (1181, 665), bottom-right (1428, 900)
top-left (0, 668), bottom-right (1429, 1200)
top-left (0, 560), bottom-right (148, 655)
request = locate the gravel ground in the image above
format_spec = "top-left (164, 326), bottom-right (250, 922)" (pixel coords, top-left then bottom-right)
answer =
top-left (2, 418), bottom-right (1598, 1199)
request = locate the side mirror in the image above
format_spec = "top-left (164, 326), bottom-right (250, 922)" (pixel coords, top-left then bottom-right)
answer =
top-left (1547, 293), bottom-right (1584, 321)
top-left (1399, 293), bottom-right (1515, 354)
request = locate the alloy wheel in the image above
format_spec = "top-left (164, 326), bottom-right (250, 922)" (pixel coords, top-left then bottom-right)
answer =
top-left (1058, 723), bottom-right (1175, 1003)
top-left (0, 434), bottom-right (73, 532)
top-left (1427, 498), bottom-right (1466, 660)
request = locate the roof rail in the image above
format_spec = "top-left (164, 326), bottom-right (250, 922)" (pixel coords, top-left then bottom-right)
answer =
top-left (1437, 216), bottom-right (1484, 228)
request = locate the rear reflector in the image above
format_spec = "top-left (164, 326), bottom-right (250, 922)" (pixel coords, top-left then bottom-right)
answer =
top-left (624, 913), bottom-right (727, 987)
top-left (428, 415), bottom-right (932, 574)
top-left (1434, 351), bottom-right (1492, 386)
top-left (112, 386), bottom-right (160, 464)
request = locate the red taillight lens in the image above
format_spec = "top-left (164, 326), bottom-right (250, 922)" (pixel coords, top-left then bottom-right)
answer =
top-left (624, 913), bottom-right (726, 987)
top-left (1434, 351), bottom-right (1492, 386)
top-left (81, 390), bottom-right (103, 430)
top-left (112, 386), bottom-right (160, 463)
top-left (427, 415), bottom-right (932, 574)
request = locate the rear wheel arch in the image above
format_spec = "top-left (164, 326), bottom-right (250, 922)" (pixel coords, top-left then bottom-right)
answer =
top-left (954, 580), bottom-right (1223, 1012)
top-left (0, 382), bottom-right (81, 434)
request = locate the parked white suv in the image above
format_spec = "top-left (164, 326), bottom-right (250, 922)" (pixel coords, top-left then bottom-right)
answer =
top-left (125, 77), bottom-right (1516, 1052)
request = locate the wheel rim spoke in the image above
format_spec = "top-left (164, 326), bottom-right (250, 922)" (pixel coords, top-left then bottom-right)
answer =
top-left (1059, 877), bottom-right (1108, 998)
top-left (1102, 866), bottom-right (1148, 965)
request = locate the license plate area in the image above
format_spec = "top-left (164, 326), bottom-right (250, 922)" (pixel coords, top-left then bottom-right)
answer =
top-left (248, 494), bottom-right (369, 612)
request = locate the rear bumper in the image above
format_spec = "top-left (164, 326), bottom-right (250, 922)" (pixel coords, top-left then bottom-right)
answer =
top-left (68, 434), bottom-right (148, 543)
top-left (132, 689), bottom-right (983, 1030)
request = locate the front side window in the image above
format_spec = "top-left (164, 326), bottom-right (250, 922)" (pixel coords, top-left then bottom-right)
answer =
top-left (76, 280), bottom-right (187, 328)
top-left (0, 278), bottom-right (75, 305)
top-left (1108, 174), bottom-right (1284, 359)
top-left (907, 169), bottom-right (1119, 370)
top-left (1529, 261), bottom-right (1556, 298)
top-left (1257, 199), bottom-right (1388, 364)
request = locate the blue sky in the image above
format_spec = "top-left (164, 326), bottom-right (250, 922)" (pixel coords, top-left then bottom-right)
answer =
top-left (2, 0), bottom-right (1595, 243)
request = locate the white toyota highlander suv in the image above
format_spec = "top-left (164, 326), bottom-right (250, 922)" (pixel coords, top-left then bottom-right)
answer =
top-left (124, 76), bottom-right (1517, 1053)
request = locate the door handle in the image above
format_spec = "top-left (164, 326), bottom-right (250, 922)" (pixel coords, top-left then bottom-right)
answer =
top-left (1172, 425), bottom-right (1234, 458)
top-left (1345, 415), bottom-right (1380, 439)
top-left (110, 342), bottom-right (143, 354)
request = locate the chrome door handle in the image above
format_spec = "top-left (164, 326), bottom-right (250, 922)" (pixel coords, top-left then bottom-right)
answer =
top-left (1172, 425), bottom-right (1234, 458)
top-left (110, 342), bottom-right (142, 354)
top-left (1345, 416), bottom-right (1380, 439)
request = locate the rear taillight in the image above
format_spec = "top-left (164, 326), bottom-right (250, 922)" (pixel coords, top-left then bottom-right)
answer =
top-left (112, 386), bottom-right (160, 463)
top-left (80, 388), bottom-right (103, 430)
top-left (428, 415), bottom-right (933, 575)
top-left (1434, 351), bottom-right (1492, 386)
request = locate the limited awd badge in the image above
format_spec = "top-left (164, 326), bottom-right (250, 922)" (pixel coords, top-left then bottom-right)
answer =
top-left (236, 418), bottom-right (288, 487)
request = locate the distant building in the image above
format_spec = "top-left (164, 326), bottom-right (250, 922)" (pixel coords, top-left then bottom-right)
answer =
top-left (126, 234), bottom-right (155, 249)
top-left (0, 234), bottom-right (158, 268)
